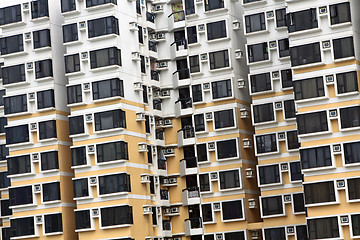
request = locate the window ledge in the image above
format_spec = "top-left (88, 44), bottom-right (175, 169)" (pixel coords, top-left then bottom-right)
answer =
top-left (279, 56), bottom-right (290, 61)
top-left (64, 40), bottom-right (82, 46)
top-left (248, 59), bottom-right (272, 66)
top-left (4, 111), bottom-right (30, 118)
top-left (298, 130), bottom-right (332, 139)
top-left (241, 0), bottom-right (266, 7)
top-left (250, 90), bottom-right (274, 96)
top-left (88, 34), bottom-right (118, 42)
top-left (261, 213), bottom-right (285, 219)
top-left (214, 125), bottom-right (237, 132)
top-left (30, 16), bottom-right (50, 23)
top-left (190, 71), bottom-right (203, 77)
top-left (291, 61), bottom-right (325, 70)
top-left (340, 126), bottom-right (360, 132)
top-left (94, 127), bottom-right (124, 135)
top-left (284, 117), bottom-right (296, 122)
top-left (209, 66), bottom-right (232, 73)
top-left (8, 172), bottom-right (36, 178)
top-left (329, 22), bottom-right (352, 29)
top-left (90, 65), bottom-right (121, 73)
top-left (43, 200), bottom-right (62, 205)
top-left (195, 131), bottom-right (209, 135)
top-left (336, 91), bottom-right (359, 98)
top-left (68, 102), bottom-right (87, 108)
top-left (74, 196), bottom-right (92, 201)
top-left (0, 21), bottom-right (26, 29)
top-left (287, 148), bottom-right (299, 153)
top-left (288, 27), bottom-right (321, 37)
top-left (259, 182), bottom-right (283, 188)
top-left (253, 119), bottom-right (277, 126)
top-left (295, 95), bottom-right (328, 104)
top-left (40, 169), bottom-right (60, 174)
top-left (305, 201), bottom-right (338, 208)
top-left (301, 165), bottom-right (335, 173)
top-left (334, 56), bottom-right (355, 63)
top-left (99, 224), bottom-right (131, 230)
top-left (2, 51), bottom-right (27, 58)
top-left (96, 159), bottom-right (127, 166)
top-left (35, 76), bottom-right (54, 82)
top-left (197, 161), bottom-right (211, 165)
top-left (219, 187), bottom-right (242, 192)
top-left (212, 96), bottom-right (234, 102)
top-left (37, 107), bottom-right (56, 113)
top-left (69, 132), bottom-right (88, 138)
top-left (9, 203), bottom-right (37, 209)
top-left (11, 234), bottom-right (40, 240)
top-left (75, 228), bottom-right (95, 233)
top-left (6, 141), bottom-right (33, 148)
top-left (204, 7), bottom-right (228, 15)
top-left (44, 232), bottom-right (63, 236)
top-left (222, 218), bottom-right (245, 223)
top-left (188, 43), bottom-right (201, 48)
top-left (99, 192), bottom-right (129, 198)
top-left (3, 81), bottom-right (30, 88)
top-left (256, 150), bottom-right (280, 157)
top-left (185, 13), bottom-right (199, 19)
top-left (202, 221), bottom-right (216, 225)
top-left (200, 191), bottom-right (213, 195)
top-left (93, 96), bottom-right (122, 103)
top-left (245, 29), bottom-right (269, 36)
top-left (33, 46), bottom-right (52, 52)
top-left (216, 156), bottom-right (239, 162)
top-left (85, 3), bottom-right (116, 11)
top-left (61, 10), bottom-right (81, 16)
top-left (71, 164), bottom-right (92, 170)
top-left (38, 138), bottom-right (58, 143)
top-left (65, 71), bottom-right (85, 77)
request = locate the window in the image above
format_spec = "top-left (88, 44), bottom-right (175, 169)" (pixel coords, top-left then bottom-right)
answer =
top-left (290, 161), bottom-right (302, 182)
top-left (207, 20), bottom-right (226, 40)
top-left (62, 23), bottom-right (78, 43)
top-left (278, 38), bottom-right (289, 58)
top-left (297, 111), bottom-right (328, 135)
top-left (216, 139), bottom-right (237, 159)
top-left (39, 120), bottom-right (57, 140)
top-left (138, 26), bottom-right (143, 44)
top-left (69, 115), bottom-right (84, 135)
top-left (96, 141), bottom-right (128, 163)
top-left (194, 114), bottom-right (205, 132)
top-left (61, 0), bottom-right (76, 13)
top-left (308, 217), bottom-right (339, 239)
top-left (344, 141), bottom-right (360, 165)
top-left (333, 36), bottom-right (354, 60)
top-left (258, 164), bottom-right (280, 185)
top-left (281, 69), bottom-right (292, 88)
top-left (6, 125), bottom-right (29, 145)
top-left (100, 205), bottom-right (133, 227)
top-left (284, 99), bottom-right (296, 119)
top-left (0, 117), bottom-right (6, 133)
top-left (212, 79), bottom-right (232, 99)
top-left (247, 42), bottom-right (269, 63)
top-left (300, 146), bottom-right (331, 170)
top-left (140, 55), bottom-right (146, 73)
top-left (296, 225), bottom-right (308, 240)
top-left (147, 145), bottom-right (152, 164)
top-left (0, 90), bottom-right (4, 106)
top-left (142, 85), bottom-right (148, 104)
top-left (352, 214), bottom-right (360, 237)
top-left (197, 144), bottom-right (208, 162)
top-left (86, 0), bottom-right (117, 8)
top-left (340, 106), bottom-right (360, 129)
top-left (73, 178), bottom-right (89, 198)
top-left (192, 84), bottom-right (202, 102)
top-left (224, 232), bottom-right (245, 240)
top-left (1, 199), bottom-right (12, 216)
top-left (94, 109), bottom-right (126, 131)
top-left (253, 103), bottom-right (274, 124)
top-left (219, 169), bottom-right (240, 190)
top-left (41, 151), bottom-right (59, 171)
top-left (204, 235), bottom-right (214, 240)
top-left (67, 84), bottom-right (82, 104)
top-left (75, 210), bottom-right (91, 230)
top-left (33, 29), bottom-right (51, 49)
top-left (304, 181), bottom-right (335, 205)
top-left (152, 206), bottom-right (157, 225)
top-left (37, 89), bottom-right (54, 109)
top-left (88, 16), bottom-right (119, 38)
top-left (187, 26), bottom-right (197, 44)
top-left (9, 186), bottom-right (33, 206)
top-left (209, 50), bottom-right (229, 70)
top-left (294, 77), bottom-right (325, 100)
top-left (287, 131), bottom-right (300, 150)
top-left (347, 178), bottom-right (360, 200)
top-left (31, 0), bottom-right (49, 19)
top-left (201, 204), bottom-right (213, 222)
top-left (261, 196), bottom-right (283, 216)
top-left (337, 71), bottom-right (358, 94)
top-left (10, 217), bottom-right (35, 237)
top-left (204, 0), bottom-right (224, 11)
top-left (0, 172), bottom-right (9, 189)
top-left (189, 55), bottom-right (200, 73)
top-left (98, 173), bottom-right (131, 195)
top-left (293, 193), bottom-right (305, 213)
top-left (0, 144), bottom-right (9, 161)
top-left (185, 0), bottom-right (195, 15)
top-left (222, 200), bottom-right (243, 220)
top-left (330, 2), bottom-right (351, 25)
top-left (250, 73), bottom-right (271, 94)
top-left (287, 8), bottom-right (317, 33)
top-left (7, 155), bottom-right (31, 175)
top-left (35, 59), bottom-right (53, 79)
top-left (290, 43), bottom-right (321, 67)
top-left (264, 227), bottom-right (286, 240)
top-left (214, 109), bottom-right (234, 129)
top-left (245, 13), bottom-right (265, 33)
top-left (44, 213), bottom-right (63, 233)
top-left (0, 34), bottom-right (23, 55)
top-left (145, 115), bottom-right (150, 133)
top-left (199, 173), bottom-right (210, 192)
top-left (4, 94), bottom-right (27, 115)
top-left (92, 78), bottom-right (124, 100)
top-left (275, 8), bottom-right (286, 28)
top-left (65, 54), bottom-right (80, 73)
top-left (90, 47), bottom-right (121, 69)
top-left (43, 182), bottom-right (60, 202)
top-left (1, 227), bottom-right (10, 240)
top-left (0, 5), bottom-right (22, 26)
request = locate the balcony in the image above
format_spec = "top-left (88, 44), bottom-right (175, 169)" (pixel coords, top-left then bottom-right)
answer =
top-left (168, 10), bottom-right (185, 31)
top-left (184, 218), bottom-right (203, 236)
top-left (160, 189), bottom-right (170, 206)
top-left (155, 129), bottom-right (165, 146)
top-left (151, 70), bottom-right (160, 81)
top-left (180, 157), bottom-right (198, 177)
top-left (146, 12), bottom-right (155, 29)
top-left (182, 187), bottom-right (200, 206)
top-left (177, 126), bottom-right (195, 147)
top-left (175, 98), bottom-right (192, 117)
top-left (172, 68), bottom-right (190, 88)
top-left (149, 41), bottom-right (158, 59)
top-left (153, 99), bottom-right (162, 116)
top-left (170, 39), bottom-right (188, 59)
top-left (162, 220), bottom-right (172, 237)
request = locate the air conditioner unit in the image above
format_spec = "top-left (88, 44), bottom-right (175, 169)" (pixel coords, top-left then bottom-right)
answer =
top-left (161, 90), bottom-right (170, 97)
top-left (269, 41), bottom-right (277, 48)
top-left (266, 10), bottom-right (274, 18)
top-left (28, 92), bottom-right (36, 100)
top-left (30, 123), bottom-right (37, 131)
top-left (281, 163), bottom-right (288, 171)
top-left (83, 83), bottom-right (91, 91)
top-left (89, 177), bottom-right (97, 185)
top-left (23, 2), bottom-right (30, 10)
top-left (251, 231), bottom-right (260, 239)
top-left (326, 75), bottom-right (334, 83)
top-left (171, 207), bottom-right (179, 213)
top-left (92, 208), bottom-right (99, 217)
top-left (245, 168), bottom-right (255, 178)
top-left (213, 202), bottom-right (221, 211)
top-left (157, 61), bottom-right (168, 68)
top-left (150, 33), bottom-right (157, 40)
top-left (132, 52), bottom-right (141, 61)
top-left (329, 109), bottom-right (338, 118)
top-left (79, 21), bottom-right (86, 30)
top-left (238, 79), bottom-right (245, 88)
top-left (272, 71), bottom-right (280, 79)
top-left (233, 20), bottom-right (241, 30)
top-left (284, 195), bottom-right (291, 202)
top-left (157, 120), bottom-right (164, 127)
top-left (27, 62), bottom-right (34, 70)
top-left (174, 237), bottom-right (182, 240)
top-left (340, 215), bottom-right (349, 223)
top-left (139, 143), bottom-right (147, 152)
top-left (164, 208), bottom-right (171, 214)
top-left (243, 138), bottom-right (251, 148)
top-left (198, 24), bottom-right (205, 32)
top-left (235, 49), bottom-right (243, 59)
top-left (206, 112), bottom-right (213, 120)
top-left (195, 0), bottom-right (202, 4)
top-left (336, 179), bottom-right (345, 188)
top-left (287, 226), bottom-right (295, 234)
top-left (87, 145), bottom-right (95, 153)
top-left (24, 32), bottom-right (31, 41)
top-left (322, 41), bottom-right (331, 49)
top-left (153, 90), bottom-right (161, 99)
top-left (203, 82), bottom-right (210, 91)
top-left (85, 114), bottom-right (92, 122)
top-left (333, 144), bottom-right (341, 152)
top-left (164, 148), bottom-right (175, 155)
top-left (136, 112), bottom-right (146, 121)
top-left (200, 53), bottom-right (208, 61)
top-left (278, 132), bottom-right (285, 140)
top-left (164, 119), bottom-right (172, 126)
top-left (208, 142), bottom-right (215, 150)
top-left (81, 52), bottom-right (88, 60)
top-left (141, 175), bottom-right (150, 183)
top-left (240, 109), bottom-right (249, 118)
top-left (216, 234), bottom-right (223, 240)
top-left (143, 206), bottom-right (152, 214)
top-left (275, 102), bottom-right (282, 109)
top-left (319, 6), bottom-right (327, 14)
top-left (168, 177), bottom-right (177, 184)
top-left (210, 172), bottom-right (218, 180)
top-left (35, 216), bottom-right (42, 224)
top-left (34, 184), bottom-right (41, 193)
top-left (248, 199), bottom-right (257, 208)
top-left (32, 153), bottom-right (39, 162)
top-left (134, 82), bottom-right (143, 91)
top-left (162, 178), bottom-right (169, 184)
top-left (153, 4), bottom-right (163, 12)
top-left (129, 22), bottom-right (138, 31)
top-left (157, 33), bottom-right (165, 40)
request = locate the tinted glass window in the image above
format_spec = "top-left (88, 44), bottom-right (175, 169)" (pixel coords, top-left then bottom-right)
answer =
top-left (9, 186), bottom-right (33, 206)
top-left (284, 99), bottom-right (296, 119)
top-left (35, 59), bottom-right (53, 79)
top-left (6, 125), bottom-right (29, 145)
top-left (287, 131), bottom-right (300, 150)
top-left (92, 78), bottom-right (124, 100)
top-left (88, 16), bottom-right (119, 38)
top-left (248, 42), bottom-right (269, 63)
top-left (37, 89), bottom-right (55, 109)
top-left (1, 64), bottom-right (25, 85)
top-left (44, 213), bottom-right (63, 233)
top-left (96, 141), bottom-right (128, 163)
top-left (40, 151), bottom-right (59, 171)
top-left (212, 79), bottom-right (231, 99)
top-left (61, 0), bottom-right (76, 13)
top-left (253, 103), bottom-right (274, 123)
top-left (86, 0), bottom-right (117, 8)
top-left (100, 205), bottom-right (133, 227)
top-left (7, 155), bottom-right (31, 175)
top-left (207, 20), bottom-right (226, 40)
top-left (0, 34), bottom-right (23, 55)
top-left (333, 36), bottom-right (354, 60)
top-left (261, 196), bottom-right (283, 216)
top-left (4, 94), bottom-right (27, 115)
top-left (65, 54), bottom-right (80, 73)
top-left (98, 173), bottom-right (131, 195)
top-left (281, 69), bottom-right (292, 88)
top-left (216, 139), bottom-right (237, 159)
top-left (67, 84), bottom-right (82, 104)
top-left (71, 146), bottom-right (87, 166)
top-left (256, 133), bottom-right (277, 154)
top-left (250, 73), bottom-right (271, 93)
top-left (300, 146), bottom-right (331, 169)
top-left (94, 109), bottom-right (126, 131)
top-left (336, 71), bottom-right (358, 94)
top-left (219, 169), bottom-right (240, 189)
top-left (304, 181), bottom-right (335, 204)
top-left (33, 29), bottom-right (51, 49)
top-left (348, 178), bottom-right (360, 200)
top-left (90, 47), bottom-right (121, 69)
top-left (62, 23), bottom-right (78, 43)
top-left (69, 115), bottom-right (84, 135)
top-left (297, 111), bottom-right (328, 135)
top-left (204, 0), bottom-right (223, 11)
top-left (294, 77), bottom-right (324, 100)
top-left (258, 164), bottom-right (280, 185)
top-left (214, 109), bottom-right (234, 129)
top-left (10, 217), bottom-right (35, 237)
top-left (209, 50), bottom-right (229, 70)
top-left (222, 200), bottom-right (243, 220)
top-left (330, 2), bottom-right (351, 25)
top-left (287, 8), bottom-right (317, 33)
top-left (264, 227), bottom-right (286, 240)
top-left (75, 210), bottom-right (91, 230)
top-left (289, 161), bottom-right (302, 181)
top-left (31, 0), bottom-right (49, 19)
top-left (187, 26), bottom-right (197, 44)
top-left (42, 182), bottom-right (60, 202)
top-left (308, 217), bottom-right (339, 239)
top-left (0, 5), bottom-right (22, 26)
top-left (245, 13), bottom-right (265, 33)
top-left (39, 120), bottom-right (57, 140)
top-left (290, 43), bottom-right (321, 67)
top-left (340, 106), bottom-right (360, 129)
top-left (278, 38), bottom-right (289, 58)
top-left (192, 84), bottom-right (202, 102)
top-left (275, 8), bottom-right (286, 28)
top-left (73, 178), bottom-right (89, 198)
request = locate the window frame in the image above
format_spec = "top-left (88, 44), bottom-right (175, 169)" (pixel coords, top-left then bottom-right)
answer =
top-left (95, 140), bottom-right (129, 165)
top-left (72, 177), bottom-right (91, 200)
top-left (263, 226), bottom-right (287, 240)
top-left (346, 177), bottom-right (360, 202)
top-left (201, 203), bottom-right (215, 224)
top-left (9, 184), bottom-right (35, 208)
top-left (244, 12), bottom-right (266, 34)
top-left (335, 70), bottom-right (359, 96)
top-left (43, 212), bottom-right (63, 235)
top-left (254, 133), bottom-right (279, 156)
top-left (41, 181), bottom-right (61, 204)
top-left (332, 36), bottom-right (355, 61)
top-left (220, 199), bottom-right (245, 222)
top-left (300, 144), bottom-right (334, 171)
top-left (206, 20), bottom-right (227, 41)
top-left (7, 153), bottom-right (33, 177)
top-left (290, 42), bottom-right (322, 68)
top-left (218, 168), bottom-right (242, 191)
top-left (67, 84), bottom-right (83, 105)
top-left (260, 195), bottom-right (285, 218)
top-left (39, 150), bottom-right (59, 173)
top-left (69, 115), bottom-right (85, 136)
top-left (303, 180), bottom-right (338, 207)
top-left (213, 108), bottom-right (236, 131)
top-left (38, 120), bottom-right (57, 141)
top-left (93, 109), bottom-right (126, 133)
top-left (247, 42), bottom-right (270, 64)
top-left (209, 49), bottom-right (230, 71)
top-left (257, 163), bottom-right (282, 187)
top-left (70, 146), bottom-right (89, 169)
top-left (249, 72), bottom-right (273, 95)
top-left (74, 209), bottom-right (94, 232)
top-left (251, 102), bottom-right (276, 125)
top-left (215, 138), bottom-right (239, 161)
top-left (97, 172), bottom-right (131, 197)
top-left (339, 105), bottom-right (360, 131)
top-left (292, 192), bottom-right (306, 215)
top-left (99, 204), bottom-right (133, 229)
top-left (296, 110), bottom-right (330, 136)
top-left (10, 216), bottom-right (37, 238)
top-left (307, 216), bottom-right (341, 239)
top-left (198, 172), bottom-right (212, 193)
top-left (211, 79), bottom-right (233, 100)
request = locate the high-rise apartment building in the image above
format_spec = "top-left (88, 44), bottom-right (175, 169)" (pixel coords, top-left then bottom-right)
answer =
top-left (1, 0), bottom-right (360, 239)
